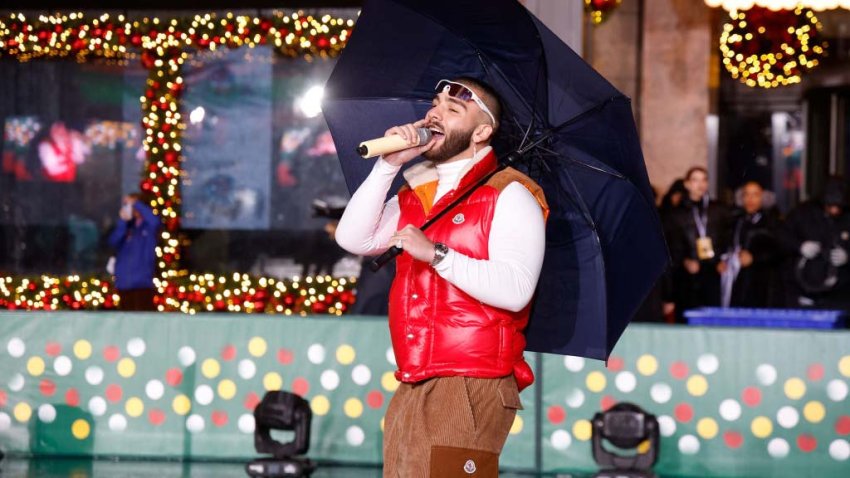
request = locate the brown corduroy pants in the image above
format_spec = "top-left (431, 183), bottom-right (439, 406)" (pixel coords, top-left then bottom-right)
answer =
top-left (383, 375), bottom-right (522, 477)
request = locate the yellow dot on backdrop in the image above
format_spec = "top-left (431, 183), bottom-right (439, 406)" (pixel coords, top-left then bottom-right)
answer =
top-left (125, 397), bottom-right (144, 417)
top-left (697, 418), bottom-right (719, 439)
top-left (381, 372), bottom-right (400, 392)
top-left (218, 379), bottom-right (237, 400)
top-left (510, 415), bottom-right (524, 435)
top-left (344, 398), bottom-right (364, 418)
top-left (687, 375), bottom-right (709, 397)
top-left (573, 419), bottom-right (593, 441)
top-left (27, 357), bottom-right (45, 376)
top-left (637, 440), bottom-right (651, 454)
top-left (172, 394), bottom-right (191, 416)
top-left (636, 355), bottom-right (659, 376)
top-left (586, 371), bottom-right (606, 393)
top-left (751, 416), bottom-right (773, 438)
top-left (71, 419), bottom-right (91, 440)
top-left (336, 344), bottom-right (356, 365)
top-left (311, 395), bottom-right (330, 416)
top-left (784, 378), bottom-right (806, 400)
top-left (263, 372), bottom-right (283, 391)
top-left (839, 355), bottom-right (850, 377)
top-left (13, 402), bottom-right (32, 422)
top-left (803, 401), bottom-right (825, 423)
top-left (248, 337), bottom-right (267, 357)
top-left (73, 340), bottom-right (92, 360)
top-left (201, 358), bottom-right (221, 379)
top-left (117, 358), bottom-right (136, 378)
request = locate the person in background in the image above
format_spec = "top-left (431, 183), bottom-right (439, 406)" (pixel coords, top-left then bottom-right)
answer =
top-left (108, 194), bottom-right (160, 311)
top-left (780, 177), bottom-right (850, 310)
top-left (717, 181), bottom-right (783, 308)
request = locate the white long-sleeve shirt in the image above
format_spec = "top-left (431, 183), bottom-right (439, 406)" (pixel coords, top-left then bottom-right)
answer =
top-left (335, 148), bottom-right (546, 312)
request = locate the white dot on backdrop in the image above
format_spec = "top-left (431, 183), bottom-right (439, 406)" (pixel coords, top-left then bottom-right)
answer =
top-left (89, 396), bottom-right (107, 417)
top-left (756, 364), bottom-right (777, 386)
top-left (551, 430), bottom-right (572, 451)
top-left (0, 413), bottom-right (11, 431)
top-left (697, 354), bottom-right (720, 375)
top-left (829, 440), bottom-right (850, 461)
top-left (186, 414), bottom-right (205, 433)
top-left (678, 435), bottom-right (700, 455)
top-left (7, 337), bottom-right (25, 358)
top-left (194, 385), bottom-right (214, 405)
top-left (658, 415), bottom-right (676, 437)
top-left (320, 370), bottom-right (340, 391)
top-left (650, 383), bottom-right (672, 404)
top-left (109, 414), bottom-right (127, 432)
top-left (776, 406), bottom-right (799, 429)
top-left (146, 380), bottom-right (165, 400)
top-left (346, 426), bottom-right (365, 446)
top-left (54, 356), bottom-right (72, 376)
top-left (615, 372), bottom-right (637, 393)
top-left (827, 380), bottom-right (848, 402)
top-left (238, 414), bottom-right (255, 434)
top-left (238, 359), bottom-right (257, 380)
top-left (719, 399), bottom-right (742, 421)
top-left (385, 347), bottom-right (397, 366)
top-left (307, 344), bottom-right (326, 364)
top-left (768, 438), bottom-right (790, 458)
top-left (8, 373), bottom-right (25, 392)
top-left (352, 365), bottom-right (372, 386)
top-left (565, 389), bottom-right (585, 409)
top-left (127, 338), bottom-right (146, 357)
top-left (38, 404), bottom-right (57, 423)
top-left (85, 366), bottom-right (104, 386)
top-left (178, 346), bottom-right (196, 367)
top-left (563, 356), bottom-right (585, 372)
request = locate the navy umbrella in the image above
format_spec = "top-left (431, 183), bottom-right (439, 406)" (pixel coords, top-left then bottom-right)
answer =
top-left (322, 0), bottom-right (669, 360)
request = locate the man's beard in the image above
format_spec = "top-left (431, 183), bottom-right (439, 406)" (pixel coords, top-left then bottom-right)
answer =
top-left (423, 125), bottom-right (474, 163)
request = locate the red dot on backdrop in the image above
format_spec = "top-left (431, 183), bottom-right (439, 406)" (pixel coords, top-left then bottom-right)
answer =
top-left (0, 390), bottom-right (6, 407)
top-left (39, 379), bottom-right (56, 397)
top-left (600, 396), bottom-right (617, 412)
top-left (45, 342), bottom-right (62, 357)
top-left (670, 361), bottom-right (689, 380)
top-left (723, 431), bottom-right (744, 449)
top-left (244, 392), bottom-right (261, 411)
top-left (291, 377), bottom-right (309, 397)
top-left (277, 348), bottom-right (294, 365)
top-left (606, 356), bottom-right (624, 372)
top-left (797, 434), bottom-right (817, 452)
top-left (66, 388), bottom-right (80, 407)
top-left (836, 416), bottom-right (850, 435)
top-left (165, 368), bottom-right (183, 387)
top-left (103, 345), bottom-right (120, 362)
top-left (221, 345), bottom-right (236, 361)
top-left (806, 363), bottom-right (824, 381)
top-left (366, 390), bottom-right (384, 409)
top-left (674, 403), bottom-right (694, 423)
top-left (547, 405), bottom-right (567, 424)
top-left (212, 410), bottom-right (229, 427)
top-left (742, 386), bottom-right (762, 407)
top-left (149, 409), bottom-right (166, 426)
top-left (105, 384), bottom-right (123, 403)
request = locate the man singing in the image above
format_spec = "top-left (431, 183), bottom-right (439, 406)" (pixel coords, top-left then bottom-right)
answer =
top-left (335, 78), bottom-right (548, 477)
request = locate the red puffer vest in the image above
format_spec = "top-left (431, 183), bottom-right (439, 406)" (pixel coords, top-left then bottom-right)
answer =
top-left (388, 148), bottom-right (548, 392)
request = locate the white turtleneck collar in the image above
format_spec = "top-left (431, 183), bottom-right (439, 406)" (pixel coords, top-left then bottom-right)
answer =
top-left (402, 146), bottom-right (493, 196)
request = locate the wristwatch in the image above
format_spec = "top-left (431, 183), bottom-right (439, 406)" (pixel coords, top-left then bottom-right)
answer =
top-left (431, 242), bottom-right (449, 267)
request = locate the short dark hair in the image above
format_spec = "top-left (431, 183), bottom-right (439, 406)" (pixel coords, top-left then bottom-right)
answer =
top-left (452, 76), bottom-right (502, 132)
top-left (685, 166), bottom-right (708, 181)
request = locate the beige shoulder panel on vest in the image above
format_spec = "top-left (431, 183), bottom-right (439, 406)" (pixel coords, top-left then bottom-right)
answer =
top-left (487, 168), bottom-right (549, 220)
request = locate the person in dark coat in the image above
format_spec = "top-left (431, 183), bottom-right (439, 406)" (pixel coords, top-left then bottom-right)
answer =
top-left (668, 167), bottom-right (730, 322)
top-left (717, 182), bottom-right (783, 308)
top-left (780, 177), bottom-right (850, 310)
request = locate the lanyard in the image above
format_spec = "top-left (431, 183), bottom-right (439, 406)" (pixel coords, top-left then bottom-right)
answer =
top-left (692, 196), bottom-right (709, 238)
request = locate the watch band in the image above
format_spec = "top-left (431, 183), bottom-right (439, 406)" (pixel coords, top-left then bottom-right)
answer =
top-left (431, 242), bottom-right (449, 267)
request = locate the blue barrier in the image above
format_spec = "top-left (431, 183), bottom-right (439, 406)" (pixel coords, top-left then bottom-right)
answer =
top-left (684, 307), bottom-right (847, 329)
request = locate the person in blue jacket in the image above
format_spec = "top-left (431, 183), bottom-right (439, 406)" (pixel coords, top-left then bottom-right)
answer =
top-left (108, 194), bottom-right (160, 311)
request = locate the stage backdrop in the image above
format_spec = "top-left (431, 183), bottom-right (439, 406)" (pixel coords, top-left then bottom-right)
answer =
top-left (1, 313), bottom-right (849, 476)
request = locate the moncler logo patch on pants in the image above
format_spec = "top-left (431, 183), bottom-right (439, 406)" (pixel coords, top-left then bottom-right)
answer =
top-left (429, 446), bottom-right (498, 477)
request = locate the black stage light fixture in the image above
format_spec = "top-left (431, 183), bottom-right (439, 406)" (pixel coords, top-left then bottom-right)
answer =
top-left (591, 402), bottom-right (660, 478)
top-left (246, 391), bottom-right (316, 478)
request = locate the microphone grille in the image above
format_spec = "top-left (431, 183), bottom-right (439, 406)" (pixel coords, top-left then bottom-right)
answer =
top-left (417, 127), bottom-right (432, 145)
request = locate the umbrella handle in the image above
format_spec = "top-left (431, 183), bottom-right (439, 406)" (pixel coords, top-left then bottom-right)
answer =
top-left (369, 245), bottom-right (402, 271)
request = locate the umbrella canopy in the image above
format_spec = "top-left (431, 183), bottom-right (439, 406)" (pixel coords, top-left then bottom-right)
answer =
top-left (322, 0), bottom-right (669, 360)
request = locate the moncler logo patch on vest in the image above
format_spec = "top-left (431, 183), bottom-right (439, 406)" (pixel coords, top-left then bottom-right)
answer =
top-left (452, 213), bottom-right (465, 224)
top-left (463, 459), bottom-right (476, 474)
